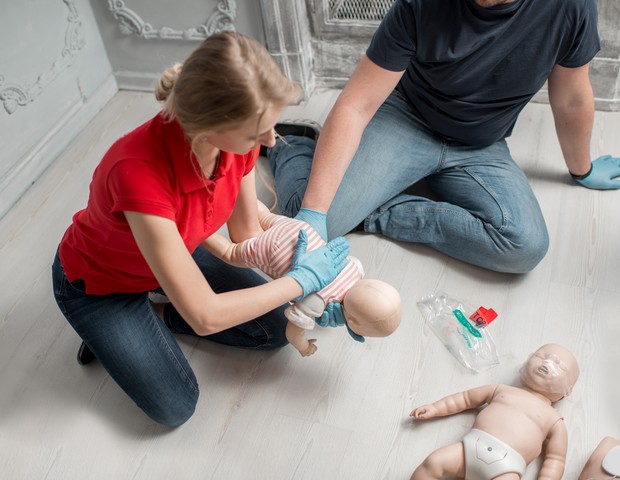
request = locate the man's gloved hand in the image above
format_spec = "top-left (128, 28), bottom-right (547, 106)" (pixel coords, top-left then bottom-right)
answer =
top-left (285, 230), bottom-right (349, 301)
top-left (572, 155), bottom-right (620, 190)
top-left (316, 303), bottom-right (365, 343)
top-left (295, 208), bottom-right (328, 241)
top-left (316, 302), bottom-right (346, 328)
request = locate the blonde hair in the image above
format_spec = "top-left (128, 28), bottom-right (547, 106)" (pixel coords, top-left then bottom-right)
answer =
top-left (155, 32), bottom-right (303, 138)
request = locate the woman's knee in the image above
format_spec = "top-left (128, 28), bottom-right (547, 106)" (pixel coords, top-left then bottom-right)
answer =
top-left (265, 331), bottom-right (289, 350)
top-left (144, 387), bottom-right (199, 427)
top-left (258, 320), bottom-right (289, 350)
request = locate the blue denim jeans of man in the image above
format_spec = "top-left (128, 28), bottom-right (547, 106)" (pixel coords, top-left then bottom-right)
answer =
top-left (52, 247), bottom-right (288, 427)
top-left (268, 90), bottom-right (549, 274)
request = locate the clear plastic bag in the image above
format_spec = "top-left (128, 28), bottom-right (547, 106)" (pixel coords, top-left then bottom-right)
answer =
top-left (417, 291), bottom-right (499, 373)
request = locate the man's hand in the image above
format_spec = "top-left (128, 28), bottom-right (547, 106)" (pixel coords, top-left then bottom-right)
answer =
top-left (295, 208), bottom-right (328, 241)
top-left (572, 155), bottom-right (620, 189)
top-left (316, 302), bottom-right (346, 328)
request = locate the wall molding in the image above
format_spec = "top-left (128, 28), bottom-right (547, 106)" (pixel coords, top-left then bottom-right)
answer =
top-left (0, 0), bottom-right (85, 115)
top-left (0, 74), bottom-right (117, 220)
top-left (107, 0), bottom-right (237, 40)
top-left (259, 0), bottom-right (315, 96)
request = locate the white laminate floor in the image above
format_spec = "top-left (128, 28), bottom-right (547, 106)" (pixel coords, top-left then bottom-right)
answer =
top-left (1, 89), bottom-right (619, 479)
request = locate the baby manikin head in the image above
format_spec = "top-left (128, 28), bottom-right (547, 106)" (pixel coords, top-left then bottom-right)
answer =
top-left (342, 279), bottom-right (402, 337)
top-left (519, 343), bottom-right (580, 402)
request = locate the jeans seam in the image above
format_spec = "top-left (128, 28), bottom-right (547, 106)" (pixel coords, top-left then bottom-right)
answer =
top-left (436, 140), bottom-right (449, 172)
top-left (462, 166), bottom-right (509, 233)
top-left (148, 303), bottom-right (199, 393)
top-left (54, 264), bottom-right (71, 316)
top-left (252, 319), bottom-right (271, 349)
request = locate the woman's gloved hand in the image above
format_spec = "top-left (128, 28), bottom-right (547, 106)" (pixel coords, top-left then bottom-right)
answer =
top-left (285, 230), bottom-right (349, 301)
top-left (295, 208), bottom-right (328, 241)
top-left (572, 155), bottom-right (620, 190)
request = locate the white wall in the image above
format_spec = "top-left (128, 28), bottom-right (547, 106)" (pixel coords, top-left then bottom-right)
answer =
top-left (89, 0), bottom-right (265, 91)
top-left (0, 0), bottom-right (266, 220)
top-left (0, 0), bottom-right (116, 220)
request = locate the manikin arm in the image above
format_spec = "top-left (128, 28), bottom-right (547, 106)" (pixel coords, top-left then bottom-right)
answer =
top-left (410, 385), bottom-right (498, 419)
top-left (202, 233), bottom-right (248, 268)
top-left (285, 293), bottom-right (324, 356)
top-left (538, 419), bottom-right (568, 480)
top-left (285, 322), bottom-right (317, 357)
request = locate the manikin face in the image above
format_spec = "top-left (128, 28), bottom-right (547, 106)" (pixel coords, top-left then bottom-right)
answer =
top-left (202, 103), bottom-right (283, 155)
top-left (519, 344), bottom-right (579, 401)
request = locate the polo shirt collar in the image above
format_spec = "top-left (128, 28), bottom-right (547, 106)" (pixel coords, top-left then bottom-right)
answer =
top-left (162, 115), bottom-right (213, 193)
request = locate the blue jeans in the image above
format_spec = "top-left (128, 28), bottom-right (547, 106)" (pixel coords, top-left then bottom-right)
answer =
top-left (269, 90), bottom-right (548, 273)
top-left (52, 247), bottom-right (288, 427)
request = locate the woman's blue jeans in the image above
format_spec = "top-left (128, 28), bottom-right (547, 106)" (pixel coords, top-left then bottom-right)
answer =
top-left (52, 247), bottom-right (288, 427)
top-left (269, 90), bottom-right (549, 273)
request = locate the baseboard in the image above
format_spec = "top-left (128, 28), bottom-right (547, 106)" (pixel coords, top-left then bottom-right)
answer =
top-left (114, 70), bottom-right (158, 92)
top-left (0, 74), bottom-right (118, 220)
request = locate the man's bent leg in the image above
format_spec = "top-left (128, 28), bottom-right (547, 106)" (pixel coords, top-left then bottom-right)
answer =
top-left (365, 140), bottom-right (549, 273)
top-left (268, 91), bottom-right (444, 238)
top-left (266, 91), bottom-right (548, 272)
top-left (268, 136), bottom-right (315, 219)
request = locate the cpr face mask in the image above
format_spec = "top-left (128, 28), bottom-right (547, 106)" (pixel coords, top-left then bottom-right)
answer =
top-left (519, 351), bottom-right (573, 397)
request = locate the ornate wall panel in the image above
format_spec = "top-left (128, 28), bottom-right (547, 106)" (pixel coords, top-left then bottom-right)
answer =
top-left (0, 0), bottom-right (85, 115)
top-left (106, 0), bottom-right (236, 40)
top-left (0, 0), bottom-right (115, 219)
top-left (89, 0), bottom-right (265, 91)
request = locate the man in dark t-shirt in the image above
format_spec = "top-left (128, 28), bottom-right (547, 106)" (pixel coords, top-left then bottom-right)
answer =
top-left (268, 0), bottom-right (620, 274)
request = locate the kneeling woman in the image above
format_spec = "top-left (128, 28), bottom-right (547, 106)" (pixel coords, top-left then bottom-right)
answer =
top-left (52, 32), bottom-right (349, 427)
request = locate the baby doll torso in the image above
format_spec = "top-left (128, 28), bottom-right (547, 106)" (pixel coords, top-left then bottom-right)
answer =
top-left (240, 215), bottom-right (362, 302)
top-left (473, 384), bottom-right (564, 463)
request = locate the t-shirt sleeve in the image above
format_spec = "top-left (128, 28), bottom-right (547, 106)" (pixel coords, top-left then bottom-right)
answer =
top-left (366, 0), bottom-right (416, 72)
top-left (107, 159), bottom-right (177, 221)
top-left (244, 147), bottom-right (259, 176)
top-left (558, 0), bottom-right (600, 68)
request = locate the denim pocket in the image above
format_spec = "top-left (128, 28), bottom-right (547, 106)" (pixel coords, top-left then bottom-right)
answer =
top-left (66, 277), bottom-right (86, 295)
top-left (52, 252), bottom-right (86, 300)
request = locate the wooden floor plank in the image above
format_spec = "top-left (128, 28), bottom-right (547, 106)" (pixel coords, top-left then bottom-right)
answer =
top-left (1, 90), bottom-right (619, 479)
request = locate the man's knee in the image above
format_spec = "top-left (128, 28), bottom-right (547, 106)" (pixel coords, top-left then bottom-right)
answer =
top-left (278, 191), bottom-right (303, 218)
top-left (493, 226), bottom-right (549, 274)
top-left (267, 136), bottom-right (316, 219)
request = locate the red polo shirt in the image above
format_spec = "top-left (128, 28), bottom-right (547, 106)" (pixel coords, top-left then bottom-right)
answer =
top-left (59, 112), bottom-right (257, 295)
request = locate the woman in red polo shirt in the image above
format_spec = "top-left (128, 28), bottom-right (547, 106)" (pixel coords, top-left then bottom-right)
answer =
top-left (51, 32), bottom-right (349, 426)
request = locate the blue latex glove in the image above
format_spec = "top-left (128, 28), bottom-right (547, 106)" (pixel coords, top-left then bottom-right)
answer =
top-left (316, 302), bottom-right (365, 343)
top-left (295, 208), bottom-right (328, 241)
top-left (316, 302), bottom-right (346, 328)
top-left (572, 155), bottom-right (620, 190)
top-left (285, 230), bottom-right (349, 301)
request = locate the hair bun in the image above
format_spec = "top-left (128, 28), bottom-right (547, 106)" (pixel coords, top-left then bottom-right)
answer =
top-left (155, 63), bottom-right (183, 102)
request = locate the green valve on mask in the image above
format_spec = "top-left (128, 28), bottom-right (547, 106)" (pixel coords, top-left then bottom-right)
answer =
top-left (453, 309), bottom-right (482, 338)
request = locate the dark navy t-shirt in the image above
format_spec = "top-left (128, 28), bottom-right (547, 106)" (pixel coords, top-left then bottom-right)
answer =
top-left (366, 0), bottom-right (600, 146)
